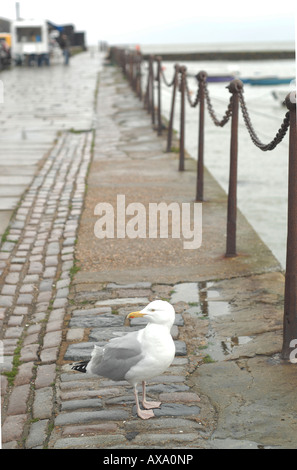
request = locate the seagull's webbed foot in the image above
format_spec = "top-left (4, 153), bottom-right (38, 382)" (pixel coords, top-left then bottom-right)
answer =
top-left (142, 399), bottom-right (161, 410)
top-left (142, 381), bottom-right (161, 410)
top-left (134, 384), bottom-right (155, 420)
top-left (137, 408), bottom-right (155, 420)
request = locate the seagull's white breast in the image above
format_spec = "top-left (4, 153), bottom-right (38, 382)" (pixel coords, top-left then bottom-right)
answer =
top-left (125, 324), bottom-right (175, 385)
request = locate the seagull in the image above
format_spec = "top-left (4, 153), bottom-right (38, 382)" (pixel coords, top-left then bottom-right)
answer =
top-left (71, 300), bottom-right (176, 419)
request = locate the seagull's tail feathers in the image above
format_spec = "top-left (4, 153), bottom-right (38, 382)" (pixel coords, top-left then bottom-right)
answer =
top-left (87, 345), bottom-right (104, 375)
top-left (71, 360), bottom-right (89, 373)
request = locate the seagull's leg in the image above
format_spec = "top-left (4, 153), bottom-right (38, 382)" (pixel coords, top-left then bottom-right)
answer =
top-left (134, 384), bottom-right (154, 419)
top-left (142, 381), bottom-right (161, 410)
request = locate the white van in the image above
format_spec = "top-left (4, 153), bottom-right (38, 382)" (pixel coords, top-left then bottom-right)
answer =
top-left (11, 19), bottom-right (50, 66)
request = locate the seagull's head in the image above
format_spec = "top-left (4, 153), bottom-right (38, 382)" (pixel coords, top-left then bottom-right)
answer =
top-left (127, 300), bottom-right (175, 328)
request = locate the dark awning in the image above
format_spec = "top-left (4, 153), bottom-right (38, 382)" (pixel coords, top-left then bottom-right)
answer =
top-left (47, 21), bottom-right (64, 32)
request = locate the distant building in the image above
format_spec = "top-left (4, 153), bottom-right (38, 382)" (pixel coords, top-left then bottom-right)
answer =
top-left (74, 32), bottom-right (86, 50)
top-left (0, 17), bottom-right (11, 33)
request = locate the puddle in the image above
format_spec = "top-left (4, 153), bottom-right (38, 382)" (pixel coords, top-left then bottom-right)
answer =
top-left (198, 281), bottom-right (231, 319)
top-left (207, 301), bottom-right (232, 318)
top-left (221, 336), bottom-right (254, 355)
top-left (206, 334), bottom-right (254, 361)
top-left (196, 281), bottom-right (253, 361)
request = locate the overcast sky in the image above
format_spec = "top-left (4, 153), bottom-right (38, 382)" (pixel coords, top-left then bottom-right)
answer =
top-left (1, 0), bottom-right (296, 46)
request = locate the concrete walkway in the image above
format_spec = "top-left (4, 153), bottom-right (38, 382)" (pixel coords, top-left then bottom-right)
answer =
top-left (1, 54), bottom-right (297, 450)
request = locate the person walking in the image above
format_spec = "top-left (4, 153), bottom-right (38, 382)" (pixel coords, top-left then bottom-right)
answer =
top-left (60, 34), bottom-right (70, 65)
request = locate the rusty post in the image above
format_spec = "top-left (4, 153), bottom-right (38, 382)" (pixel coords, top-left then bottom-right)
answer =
top-left (156, 56), bottom-right (162, 135)
top-left (166, 64), bottom-right (179, 152)
top-left (146, 56), bottom-right (155, 125)
top-left (136, 52), bottom-right (142, 100)
top-left (129, 52), bottom-right (133, 87)
top-left (144, 59), bottom-right (150, 110)
top-left (131, 53), bottom-right (136, 91)
top-left (150, 56), bottom-right (155, 126)
top-left (132, 54), bottom-right (136, 91)
top-left (146, 56), bottom-right (153, 114)
top-left (196, 71), bottom-right (207, 201)
top-left (134, 53), bottom-right (138, 93)
top-left (179, 66), bottom-right (186, 171)
top-left (282, 91), bottom-right (297, 361)
top-left (121, 50), bottom-right (127, 76)
top-left (225, 79), bottom-right (243, 257)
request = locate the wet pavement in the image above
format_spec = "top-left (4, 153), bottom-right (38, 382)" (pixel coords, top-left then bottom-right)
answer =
top-left (1, 51), bottom-right (297, 450)
top-left (0, 49), bottom-right (99, 235)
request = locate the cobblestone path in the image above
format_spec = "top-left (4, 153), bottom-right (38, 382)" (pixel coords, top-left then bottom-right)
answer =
top-left (1, 130), bottom-right (93, 447)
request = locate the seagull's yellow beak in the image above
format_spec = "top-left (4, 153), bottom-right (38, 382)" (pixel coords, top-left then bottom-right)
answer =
top-left (127, 310), bottom-right (146, 319)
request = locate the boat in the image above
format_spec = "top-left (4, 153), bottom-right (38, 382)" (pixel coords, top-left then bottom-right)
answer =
top-left (206, 75), bottom-right (235, 83)
top-left (187, 73), bottom-right (235, 82)
top-left (241, 76), bottom-right (294, 86)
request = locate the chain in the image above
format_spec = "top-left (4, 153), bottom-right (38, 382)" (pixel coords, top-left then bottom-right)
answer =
top-left (185, 75), bottom-right (200, 108)
top-left (160, 67), bottom-right (176, 87)
top-left (145, 56), bottom-right (291, 150)
top-left (204, 82), bottom-right (233, 127)
top-left (238, 91), bottom-right (290, 151)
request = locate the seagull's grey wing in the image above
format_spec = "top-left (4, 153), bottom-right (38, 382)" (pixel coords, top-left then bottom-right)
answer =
top-left (92, 331), bottom-right (145, 381)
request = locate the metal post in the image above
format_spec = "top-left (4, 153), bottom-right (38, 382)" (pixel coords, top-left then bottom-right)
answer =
top-left (131, 54), bottom-right (135, 90)
top-left (131, 53), bottom-right (135, 90)
top-left (196, 71), bottom-right (207, 201)
top-left (225, 79), bottom-right (243, 257)
top-left (146, 56), bottom-right (153, 114)
top-left (136, 52), bottom-right (142, 100)
top-left (133, 53), bottom-right (138, 93)
top-left (156, 56), bottom-right (162, 135)
top-left (179, 66), bottom-right (186, 171)
top-left (282, 91), bottom-right (297, 360)
top-left (150, 56), bottom-right (155, 126)
top-left (144, 58), bottom-right (150, 110)
top-left (166, 64), bottom-right (179, 152)
top-left (121, 50), bottom-right (126, 76)
top-left (129, 53), bottom-right (133, 86)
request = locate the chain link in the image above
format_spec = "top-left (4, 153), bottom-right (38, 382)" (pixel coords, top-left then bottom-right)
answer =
top-left (185, 75), bottom-right (200, 108)
top-left (204, 81), bottom-right (233, 127)
top-left (238, 91), bottom-right (290, 151)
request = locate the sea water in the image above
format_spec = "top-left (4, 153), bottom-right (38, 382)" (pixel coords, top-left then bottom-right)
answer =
top-left (140, 46), bottom-right (295, 268)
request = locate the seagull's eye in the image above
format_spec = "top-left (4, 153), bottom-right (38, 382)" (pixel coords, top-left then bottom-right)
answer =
top-left (150, 308), bottom-right (155, 312)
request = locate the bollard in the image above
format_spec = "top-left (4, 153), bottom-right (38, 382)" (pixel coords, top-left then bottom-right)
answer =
top-left (282, 91), bottom-right (297, 361)
top-left (196, 71), bottom-right (207, 201)
top-left (166, 64), bottom-right (179, 152)
top-left (225, 79), bottom-right (243, 257)
top-left (179, 66), bottom-right (186, 171)
top-left (156, 56), bottom-right (162, 135)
